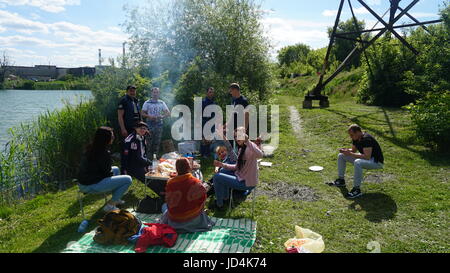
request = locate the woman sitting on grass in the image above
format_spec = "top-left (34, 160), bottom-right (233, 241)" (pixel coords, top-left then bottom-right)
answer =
top-left (160, 157), bottom-right (215, 233)
top-left (211, 127), bottom-right (263, 210)
top-left (77, 126), bottom-right (133, 212)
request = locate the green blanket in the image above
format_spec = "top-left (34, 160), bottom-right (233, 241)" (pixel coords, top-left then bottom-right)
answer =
top-left (62, 212), bottom-right (257, 253)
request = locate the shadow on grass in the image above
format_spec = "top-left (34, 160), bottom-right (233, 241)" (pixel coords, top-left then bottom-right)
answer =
top-left (65, 192), bottom-right (109, 218)
top-left (32, 207), bottom-right (106, 253)
top-left (324, 107), bottom-right (450, 167)
top-left (338, 188), bottom-right (397, 222)
top-left (207, 191), bottom-right (254, 220)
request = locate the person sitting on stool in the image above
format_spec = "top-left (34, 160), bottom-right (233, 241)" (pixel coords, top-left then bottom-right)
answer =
top-left (77, 126), bottom-right (132, 212)
top-left (330, 124), bottom-right (384, 198)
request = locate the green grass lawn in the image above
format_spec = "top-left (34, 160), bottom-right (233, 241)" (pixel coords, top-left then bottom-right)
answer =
top-left (0, 93), bottom-right (449, 253)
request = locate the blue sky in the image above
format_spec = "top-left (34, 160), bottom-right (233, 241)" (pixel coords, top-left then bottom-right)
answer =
top-left (0, 0), bottom-right (445, 67)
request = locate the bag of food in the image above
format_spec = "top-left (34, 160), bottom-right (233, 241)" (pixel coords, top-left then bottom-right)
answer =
top-left (284, 226), bottom-right (325, 253)
top-left (93, 209), bottom-right (142, 246)
top-left (136, 195), bottom-right (164, 214)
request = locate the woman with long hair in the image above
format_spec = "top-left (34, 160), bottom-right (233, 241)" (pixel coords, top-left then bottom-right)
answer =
top-left (211, 127), bottom-right (263, 210)
top-left (77, 126), bottom-right (133, 212)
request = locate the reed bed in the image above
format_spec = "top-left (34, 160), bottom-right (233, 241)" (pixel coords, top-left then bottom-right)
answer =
top-left (0, 101), bottom-right (106, 204)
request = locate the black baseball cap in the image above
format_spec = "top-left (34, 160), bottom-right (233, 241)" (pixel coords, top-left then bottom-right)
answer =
top-left (127, 85), bottom-right (137, 90)
top-left (134, 121), bottom-right (149, 129)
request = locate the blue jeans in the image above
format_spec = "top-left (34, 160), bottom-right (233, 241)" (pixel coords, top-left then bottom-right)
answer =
top-left (337, 153), bottom-right (384, 188)
top-left (218, 167), bottom-right (235, 176)
top-left (78, 166), bottom-right (132, 202)
top-left (213, 173), bottom-right (254, 207)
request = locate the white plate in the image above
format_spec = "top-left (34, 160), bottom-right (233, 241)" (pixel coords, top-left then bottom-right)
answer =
top-left (309, 165), bottom-right (324, 172)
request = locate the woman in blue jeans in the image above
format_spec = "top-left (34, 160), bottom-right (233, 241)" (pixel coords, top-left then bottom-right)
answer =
top-left (77, 126), bottom-right (133, 212)
top-left (211, 127), bottom-right (263, 210)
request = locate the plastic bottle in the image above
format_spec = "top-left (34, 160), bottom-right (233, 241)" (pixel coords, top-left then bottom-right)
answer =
top-left (152, 153), bottom-right (158, 172)
top-left (78, 219), bottom-right (89, 233)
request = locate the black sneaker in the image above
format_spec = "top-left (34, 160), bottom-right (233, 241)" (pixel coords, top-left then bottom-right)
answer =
top-left (346, 188), bottom-right (363, 198)
top-left (329, 178), bottom-right (346, 187)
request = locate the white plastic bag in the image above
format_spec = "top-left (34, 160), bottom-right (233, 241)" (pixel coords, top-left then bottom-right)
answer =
top-left (284, 226), bottom-right (325, 253)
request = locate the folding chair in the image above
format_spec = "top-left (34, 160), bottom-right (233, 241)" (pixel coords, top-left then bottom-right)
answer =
top-left (229, 187), bottom-right (257, 219)
top-left (78, 190), bottom-right (108, 220)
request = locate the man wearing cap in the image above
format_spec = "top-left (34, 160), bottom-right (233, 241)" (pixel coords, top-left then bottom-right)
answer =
top-left (121, 121), bottom-right (152, 183)
top-left (118, 85), bottom-right (142, 138)
top-left (141, 87), bottom-right (170, 161)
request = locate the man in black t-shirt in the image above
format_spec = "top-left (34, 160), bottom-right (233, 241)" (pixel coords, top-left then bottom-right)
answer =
top-left (330, 124), bottom-right (384, 198)
top-left (118, 85), bottom-right (142, 138)
top-left (230, 83), bottom-right (249, 132)
top-left (224, 83), bottom-right (249, 149)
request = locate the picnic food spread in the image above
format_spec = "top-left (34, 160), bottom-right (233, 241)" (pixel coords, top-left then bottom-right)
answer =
top-left (146, 156), bottom-right (201, 179)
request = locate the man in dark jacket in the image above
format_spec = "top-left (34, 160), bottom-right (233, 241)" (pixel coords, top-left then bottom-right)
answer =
top-left (118, 85), bottom-right (142, 138)
top-left (200, 87), bottom-right (216, 157)
top-left (121, 122), bottom-right (152, 183)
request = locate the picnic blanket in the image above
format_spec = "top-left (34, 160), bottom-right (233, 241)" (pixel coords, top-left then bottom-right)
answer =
top-left (62, 212), bottom-right (257, 253)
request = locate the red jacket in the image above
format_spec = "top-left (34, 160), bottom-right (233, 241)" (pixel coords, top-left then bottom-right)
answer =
top-left (134, 223), bottom-right (177, 253)
top-left (165, 173), bottom-right (206, 222)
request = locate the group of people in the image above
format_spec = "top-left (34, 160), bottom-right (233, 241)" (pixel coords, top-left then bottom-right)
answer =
top-left (76, 82), bottom-right (385, 234)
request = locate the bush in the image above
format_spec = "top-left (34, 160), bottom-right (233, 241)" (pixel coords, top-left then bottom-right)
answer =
top-left (402, 4), bottom-right (450, 150)
top-left (357, 34), bottom-right (416, 107)
top-left (406, 91), bottom-right (450, 151)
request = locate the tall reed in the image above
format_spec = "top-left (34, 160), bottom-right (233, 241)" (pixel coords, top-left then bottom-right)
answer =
top-left (0, 101), bottom-right (106, 204)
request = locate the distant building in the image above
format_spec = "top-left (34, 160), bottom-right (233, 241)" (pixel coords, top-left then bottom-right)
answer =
top-left (94, 65), bottom-right (111, 75)
top-left (67, 67), bottom-right (96, 78)
top-left (0, 65), bottom-right (96, 81)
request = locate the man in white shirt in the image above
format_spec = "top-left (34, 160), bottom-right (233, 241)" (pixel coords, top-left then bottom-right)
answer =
top-left (141, 87), bottom-right (170, 160)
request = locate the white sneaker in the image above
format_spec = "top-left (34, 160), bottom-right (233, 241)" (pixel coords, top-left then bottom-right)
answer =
top-left (103, 204), bottom-right (119, 212)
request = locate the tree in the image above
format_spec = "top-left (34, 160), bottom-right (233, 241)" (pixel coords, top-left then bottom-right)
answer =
top-left (123, 0), bottom-right (273, 106)
top-left (0, 51), bottom-right (13, 89)
top-left (328, 18), bottom-right (367, 69)
top-left (357, 34), bottom-right (416, 107)
top-left (277, 43), bottom-right (311, 67)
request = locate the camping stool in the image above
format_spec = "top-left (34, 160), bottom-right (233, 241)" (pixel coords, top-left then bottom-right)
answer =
top-left (78, 190), bottom-right (108, 220)
top-left (229, 187), bottom-right (257, 219)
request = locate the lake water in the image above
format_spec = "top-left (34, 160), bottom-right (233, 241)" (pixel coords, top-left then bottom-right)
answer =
top-left (0, 89), bottom-right (93, 149)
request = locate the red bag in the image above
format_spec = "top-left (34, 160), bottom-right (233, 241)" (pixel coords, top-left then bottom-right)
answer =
top-left (134, 223), bottom-right (178, 253)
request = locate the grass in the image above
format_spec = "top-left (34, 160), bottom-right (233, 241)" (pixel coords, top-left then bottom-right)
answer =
top-left (0, 88), bottom-right (449, 253)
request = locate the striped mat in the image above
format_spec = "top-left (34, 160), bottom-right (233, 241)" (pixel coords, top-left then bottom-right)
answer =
top-left (62, 212), bottom-right (257, 253)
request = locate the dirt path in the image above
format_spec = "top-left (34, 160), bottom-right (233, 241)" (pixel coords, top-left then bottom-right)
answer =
top-left (288, 105), bottom-right (302, 137)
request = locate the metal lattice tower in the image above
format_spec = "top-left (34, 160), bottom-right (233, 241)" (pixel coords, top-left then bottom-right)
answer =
top-left (303, 0), bottom-right (443, 109)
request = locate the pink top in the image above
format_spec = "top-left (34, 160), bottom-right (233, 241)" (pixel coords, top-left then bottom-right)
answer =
top-left (222, 140), bottom-right (264, 187)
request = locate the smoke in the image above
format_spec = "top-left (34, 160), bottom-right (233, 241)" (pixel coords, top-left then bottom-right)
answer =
top-left (124, 0), bottom-right (200, 108)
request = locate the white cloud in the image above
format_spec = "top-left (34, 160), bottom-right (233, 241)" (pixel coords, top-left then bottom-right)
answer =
top-left (258, 9), bottom-right (276, 15)
top-left (0, 10), bottom-right (128, 67)
top-left (0, 0), bottom-right (80, 13)
top-left (409, 12), bottom-right (439, 18)
top-left (367, 0), bottom-right (381, 5)
top-left (0, 35), bottom-right (73, 48)
top-left (322, 9), bottom-right (338, 17)
top-left (0, 10), bottom-right (49, 34)
top-left (353, 7), bottom-right (371, 15)
top-left (261, 17), bottom-right (332, 59)
top-left (31, 13), bottom-right (42, 20)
